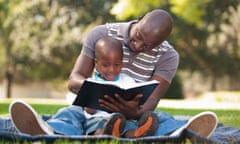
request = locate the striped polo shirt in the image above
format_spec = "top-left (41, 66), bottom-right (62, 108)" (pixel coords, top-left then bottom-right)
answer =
top-left (82, 21), bottom-right (179, 83)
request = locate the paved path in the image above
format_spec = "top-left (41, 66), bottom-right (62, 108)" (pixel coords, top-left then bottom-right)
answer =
top-left (158, 99), bottom-right (240, 110)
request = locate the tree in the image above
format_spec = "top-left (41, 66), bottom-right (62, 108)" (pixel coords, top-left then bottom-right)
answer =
top-left (0, 0), bottom-right (21, 98)
top-left (0, 0), bottom-right (117, 98)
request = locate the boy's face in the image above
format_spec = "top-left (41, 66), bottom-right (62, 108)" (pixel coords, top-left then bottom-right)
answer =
top-left (95, 51), bottom-right (123, 81)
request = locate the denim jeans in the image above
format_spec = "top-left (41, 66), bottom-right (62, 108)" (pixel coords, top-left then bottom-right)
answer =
top-left (47, 105), bottom-right (86, 135)
top-left (0, 116), bottom-right (18, 134)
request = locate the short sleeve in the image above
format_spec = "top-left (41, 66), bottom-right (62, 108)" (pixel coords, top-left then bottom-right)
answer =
top-left (154, 48), bottom-right (179, 83)
top-left (81, 25), bottom-right (108, 59)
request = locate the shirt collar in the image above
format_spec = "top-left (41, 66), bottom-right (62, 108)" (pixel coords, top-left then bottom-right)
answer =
top-left (114, 20), bottom-right (137, 46)
top-left (94, 70), bottom-right (120, 82)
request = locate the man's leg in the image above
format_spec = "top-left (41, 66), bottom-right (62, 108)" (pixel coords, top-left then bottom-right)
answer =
top-left (47, 105), bottom-right (86, 135)
top-left (153, 110), bottom-right (186, 136)
top-left (10, 100), bottom-right (86, 136)
top-left (9, 100), bottom-right (54, 136)
top-left (170, 111), bottom-right (218, 138)
top-left (0, 116), bottom-right (18, 134)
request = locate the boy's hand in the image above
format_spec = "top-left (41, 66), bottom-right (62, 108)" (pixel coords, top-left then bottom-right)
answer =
top-left (99, 93), bottom-right (143, 119)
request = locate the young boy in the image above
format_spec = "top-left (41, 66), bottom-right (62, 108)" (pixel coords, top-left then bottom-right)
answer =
top-left (84, 37), bottom-right (159, 137)
top-left (9, 37), bottom-right (159, 138)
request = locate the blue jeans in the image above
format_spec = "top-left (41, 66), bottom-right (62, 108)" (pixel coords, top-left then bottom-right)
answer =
top-left (0, 116), bottom-right (18, 134)
top-left (0, 106), bottom-right (186, 136)
top-left (47, 106), bottom-right (86, 135)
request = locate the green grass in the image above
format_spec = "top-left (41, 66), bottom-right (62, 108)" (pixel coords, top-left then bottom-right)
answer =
top-left (0, 102), bottom-right (67, 116)
top-left (157, 107), bottom-right (240, 128)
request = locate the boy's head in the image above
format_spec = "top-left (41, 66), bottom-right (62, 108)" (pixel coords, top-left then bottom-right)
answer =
top-left (128, 9), bottom-right (173, 52)
top-left (95, 37), bottom-right (123, 81)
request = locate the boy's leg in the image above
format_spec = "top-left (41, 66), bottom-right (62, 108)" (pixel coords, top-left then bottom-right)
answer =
top-left (134, 111), bottom-right (159, 137)
top-left (123, 111), bottom-right (159, 138)
top-left (102, 113), bottom-right (126, 137)
top-left (85, 113), bottom-right (126, 137)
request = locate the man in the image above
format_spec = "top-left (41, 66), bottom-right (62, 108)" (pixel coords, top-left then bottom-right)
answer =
top-left (69, 9), bottom-right (175, 119)
top-left (67, 9), bottom-right (217, 137)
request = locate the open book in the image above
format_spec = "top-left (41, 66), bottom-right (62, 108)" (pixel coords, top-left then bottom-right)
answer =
top-left (72, 78), bottom-right (159, 112)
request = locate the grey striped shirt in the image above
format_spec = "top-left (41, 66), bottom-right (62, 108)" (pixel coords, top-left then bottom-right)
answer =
top-left (82, 21), bottom-right (179, 83)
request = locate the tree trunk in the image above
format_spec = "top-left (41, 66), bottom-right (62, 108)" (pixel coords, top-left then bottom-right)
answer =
top-left (5, 67), bottom-right (13, 98)
top-left (5, 38), bottom-right (14, 98)
top-left (210, 74), bottom-right (217, 91)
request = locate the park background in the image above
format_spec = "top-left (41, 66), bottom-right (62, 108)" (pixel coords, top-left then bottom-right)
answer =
top-left (0, 0), bottom-right (240, 107)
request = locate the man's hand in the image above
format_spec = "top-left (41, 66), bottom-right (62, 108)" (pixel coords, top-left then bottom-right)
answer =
top-left (99, 93), bottom-right (143, 119)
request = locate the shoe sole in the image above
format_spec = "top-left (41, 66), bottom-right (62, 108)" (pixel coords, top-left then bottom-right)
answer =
top-left (103, 113), bottom-right (126, 137)
top-left (186, 111), bottom-right (218, 138)
top-left (134, 111), bottom-right (158, 137)
top-left (9, 100), bottom-right (53, 136)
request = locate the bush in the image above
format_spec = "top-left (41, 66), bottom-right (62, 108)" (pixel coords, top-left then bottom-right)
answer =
top-left (164, 74), bottom-right (184, 99)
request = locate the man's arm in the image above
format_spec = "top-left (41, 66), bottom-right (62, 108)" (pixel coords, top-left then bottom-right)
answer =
top-left (68, 54), bottom-right (95, 94)
top-left (138, 75), bottom-right (170, 113)
top-left (98, 75), bottom-right (169, 119)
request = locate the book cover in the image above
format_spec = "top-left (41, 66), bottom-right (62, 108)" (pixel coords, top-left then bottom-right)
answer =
top-left (72, 79), bottom-right (159, 112)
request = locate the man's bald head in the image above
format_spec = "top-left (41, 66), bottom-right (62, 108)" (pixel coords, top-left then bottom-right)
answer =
top-left (128, 9), bottom-right (173, 52)
top-left (139, 9), bottom-right (173, 43)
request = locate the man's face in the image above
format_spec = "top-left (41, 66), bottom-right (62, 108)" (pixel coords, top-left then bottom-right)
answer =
top-left (128, 22), bottom-right (161, 53)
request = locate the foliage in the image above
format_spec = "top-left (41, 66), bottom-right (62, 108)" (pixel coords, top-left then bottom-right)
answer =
top-left (170, 0), bottom-right (209, 27)
top-left (165, 74), bottom-right (184, 99)
top-left (111, 0), bottom-right (162, 20)
top-left (0, 0), bottom-right (117, 82)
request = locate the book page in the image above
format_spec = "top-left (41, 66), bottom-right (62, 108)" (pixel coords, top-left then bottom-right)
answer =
top-left (86, 78), bottom-right (159, 90)
top-left (121, 80), bottom-right (159, 89)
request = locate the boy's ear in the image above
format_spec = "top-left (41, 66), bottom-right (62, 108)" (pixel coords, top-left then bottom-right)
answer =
top-left (94, 58), bottom-right (98, 64)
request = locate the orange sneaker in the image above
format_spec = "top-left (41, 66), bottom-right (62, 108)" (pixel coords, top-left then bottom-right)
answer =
top-left (134, 111), bottom-right (158, 137)
top-left (103, 113), bottom-right (126, 137)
